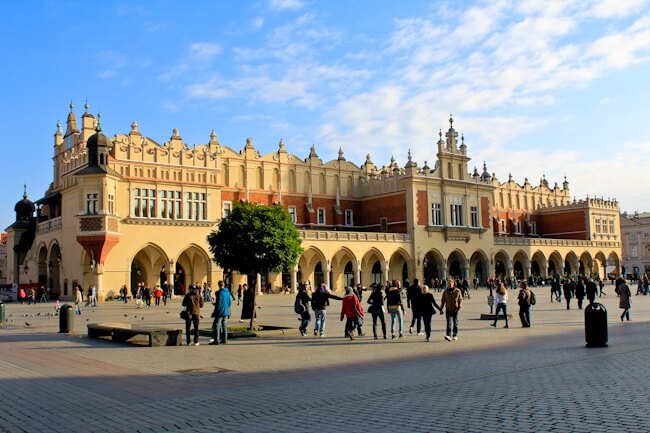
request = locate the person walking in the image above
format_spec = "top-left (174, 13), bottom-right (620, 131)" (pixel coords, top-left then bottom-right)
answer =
top-left (491, 282), bottom-right (509, 328)
top-left (153, 285), bottom-right (163, 306)
top-left (575, 278), bottom-right (586, 309)
top-left (617, 278), bottom-right (632, 321)
top-left (295, 284), bottom-right (311, 336)
top-left (418, 285), bottom-right (443, 342)
top-left (563, 279), bottom-right (574, 310)
top-left (210, 281), bottom-right (232, 345)
top-left (598, 278), bottom-right (606, 297)
top-left (311, 283), bottom-right (341, 337)
top-left (74, 286), bottom-right (83, 315)
top-left (340, 287), bottom-right (363, 340)
top-left (586, 278), bottom-right (598, 304)
top-left (407, 279), bottom-right (424, 335)
top-left (240, 284), bottom-right (255, 322)
top-left (182, 285), bottom-right (204, 346)
top-left (440, 278), bottom-right (463, 341)
top-left (367, 284), bottom-right (387, 340)
top-left (517, 281), bottom-right (533, 327)
top-left (386, 280), bottom-right (404, 339)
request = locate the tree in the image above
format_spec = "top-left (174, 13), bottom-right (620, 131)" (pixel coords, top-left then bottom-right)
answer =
top-left (207, 202), bottom-right (303, 329)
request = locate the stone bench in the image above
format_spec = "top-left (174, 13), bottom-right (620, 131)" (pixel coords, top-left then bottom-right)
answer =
top-left (87, 323), bottom-right (183, 347)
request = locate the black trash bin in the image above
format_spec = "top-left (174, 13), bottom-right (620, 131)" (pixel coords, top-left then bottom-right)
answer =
top-left (0, 301), bottom-right (4, 325)
top-left (585, 302), bottom-right (607, 347)
top-left (59, 304), bottom-right (74, 333)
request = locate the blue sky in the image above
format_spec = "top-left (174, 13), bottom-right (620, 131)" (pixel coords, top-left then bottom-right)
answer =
top-left (2, 0), bottom-right (650, 231)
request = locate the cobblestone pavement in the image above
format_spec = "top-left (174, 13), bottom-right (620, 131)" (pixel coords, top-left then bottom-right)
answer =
top-left (1, 286), bottom-right (649, 432)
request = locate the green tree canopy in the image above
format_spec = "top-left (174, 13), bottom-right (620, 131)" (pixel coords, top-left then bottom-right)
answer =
top-left (207, 202), bottom-right (303, 277)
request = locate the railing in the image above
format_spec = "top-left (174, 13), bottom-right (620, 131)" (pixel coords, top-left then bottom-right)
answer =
top-left (298, 230), bottom-right (411, 242)
top-left (494, 237), bottom-right (620, 249)
top-left (37, 217), bottom-right (62, 234)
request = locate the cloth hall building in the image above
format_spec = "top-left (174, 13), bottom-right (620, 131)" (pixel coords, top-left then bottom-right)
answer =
top-left (5, 104), bottom-right (622, 300)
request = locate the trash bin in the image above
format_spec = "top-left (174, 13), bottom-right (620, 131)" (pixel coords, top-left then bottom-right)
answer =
top-left (585, 302), bottom-right (607, 347)
top-left (59, 304), bottom-right (74, 333)
top-left (0, 301), bottom-right (4, 325)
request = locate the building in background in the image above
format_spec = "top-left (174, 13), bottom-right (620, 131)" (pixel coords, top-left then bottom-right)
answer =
top-left (620, 212), bottom-right (650, 279)
top-left (4, 104), bottom-right (622, 300)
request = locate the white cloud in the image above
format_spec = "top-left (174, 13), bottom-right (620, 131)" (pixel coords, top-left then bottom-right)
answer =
top-left (189, 42), bottom-right (222, 60)
top-left (587, 0), bottom-right (649, 18)
top-left (252, 17), bottom-right (265, 30)
top-left (269, 0), bottom-right (304, 11)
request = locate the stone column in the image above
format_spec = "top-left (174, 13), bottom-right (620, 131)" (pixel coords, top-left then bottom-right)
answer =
top-left (355, 260), bottom-right (361, 288)
top-left (291, 267), bottom-right (298, 294)
top-left (383, 260), bottom-right (389, 286)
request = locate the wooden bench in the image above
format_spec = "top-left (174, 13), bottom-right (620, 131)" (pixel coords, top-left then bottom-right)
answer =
top-left (87, 323), bottom-right (183, 347)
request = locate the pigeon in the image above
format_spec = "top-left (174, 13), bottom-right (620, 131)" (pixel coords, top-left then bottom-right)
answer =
top-left (86, 318), bottom-right (89, 321)
top-left (165, 311), bottom-right (170, 314)
top-left (25, 322), bottom-right (31, 326)
top-left (200, 315), bottom-right (204, 319)
top-left (141, 317), bottom-right (145, 320)
top-left (36, 312), bottom-right (41, 316)
top-left (124, 314), bottom-right (129, 317)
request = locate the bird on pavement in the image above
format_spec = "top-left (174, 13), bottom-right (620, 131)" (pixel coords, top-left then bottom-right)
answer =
top-left (25, 322), bottom-right (31, 326)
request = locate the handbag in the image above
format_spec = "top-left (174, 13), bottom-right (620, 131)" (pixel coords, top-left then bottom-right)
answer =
top-left (180, 310), bottom-right (190, 320)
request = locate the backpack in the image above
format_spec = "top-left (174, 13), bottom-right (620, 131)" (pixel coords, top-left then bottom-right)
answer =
top-left (529, 290), bottom-right (536, 306)
top-left (294, 297), bottom-right (306, 314)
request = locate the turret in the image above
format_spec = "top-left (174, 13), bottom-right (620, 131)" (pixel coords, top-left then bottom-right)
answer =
top-left (81, 100), bottom-right (96, 142)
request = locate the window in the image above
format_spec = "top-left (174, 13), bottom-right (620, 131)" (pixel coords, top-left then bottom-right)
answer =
top-left (317, 208), bottom-right (326, 225)
top-left (86, 193), bottom-right (98, 214)
top-left (431, 203), bottom-right (442, 226)
top-left (470, 206), bottom-right (478, 227)
top-left (644, 232), bottom-right (650, 239)
top-left (450, 204), bottom-right (463, 226)
top-left (530, 222), bottom-right (537, 235)
top-left (133, 188), bottom-right (156, 218)
top-left (631, 245), bottom-right (638, 257)
top-left (515, 221), bottom-right (522, 234)
top-left (609, 220), bottom-right (615, 234)
top-left (223, 202), bottom-right (232, 218)
top-left (186, 192), bottom-right (206, 221)
top-left (288, 206), bottom-right (297, 224)
top-left (107, 194), bottom-right (114, 215)
top-left (500, 219), bottom-right (506, 233)
top-left (158, 190), bottom-right (180, 219)
top-left (595, 219), bottom-right (602, 233)
top-left (630, 233), bottom-right (637, 240)
top-left (345, 209), bottom-right (353, 226)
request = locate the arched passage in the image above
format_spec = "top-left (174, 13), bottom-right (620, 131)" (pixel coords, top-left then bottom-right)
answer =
top-left (361, 248), bottom-right (386, 287)
top-left (331, 247), bottom-right (357, 291)
top-left (298, 247), bottom-right (328, 290)
top-left (175, 245), bottom-right (211, 294)
top-left (388, 249), bottom-right (411, 287)
top-left (512, 250), bottom-right (529, 280)
top-left (494, 250), bottom-right (511, 280)
top-left (593, 251), bottom-right (607, 280)
top-left (447, 250), bottom-right (467, 280)
top-left (531, 251), bottom-right (547, 279)
top-left (548, 251), bottom-right (563, 277)
top-left (131, 243), bottom-right (169, 294)
top-left (607, 252), bottom-right (621, 279)
top-left (579, 251), bottom-right (593, 277)
top-left (423, 249), bottom-right (445, 285)
top-left (49, 242), bottom-right (62, 298)
top-left (565, 251), bottom-right (579, 276)
top-left (469, 250), bottom-right (489, 285)
top-left (37, 244), bottom-right (48, 290)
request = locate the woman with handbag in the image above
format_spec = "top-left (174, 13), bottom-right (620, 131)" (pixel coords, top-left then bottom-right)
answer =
top-left (340, 286), bottom-right (364, 340)
top-left (182, 285), bottom-right (204, 346)
top-left (418, 285), bottom-right (443, 342)
top-left (490, 282), bottom-right (509, 328)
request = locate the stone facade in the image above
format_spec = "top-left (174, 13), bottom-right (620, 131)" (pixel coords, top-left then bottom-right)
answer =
top-left (621, 212), bottom-right (650, 278)
top-left (4, 105), bottom-right (622, 300)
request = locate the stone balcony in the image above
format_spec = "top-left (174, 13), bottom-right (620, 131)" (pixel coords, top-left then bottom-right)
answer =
top-left (298, 229), bottom-right (411, 243)
top-left (37, 216), bottom-right (62, 234)
top-left (494, 236), bottom-right (620, 249)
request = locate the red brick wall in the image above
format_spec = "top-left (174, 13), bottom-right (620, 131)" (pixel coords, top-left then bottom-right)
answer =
top-left (481, 197), bottom-right (490, 228)
top-left (537, 209), bottom-right (587, 239)
top-left (416, 191), bottom-right (428, 226)
top-left (357, 193), bottom-right (407, 232)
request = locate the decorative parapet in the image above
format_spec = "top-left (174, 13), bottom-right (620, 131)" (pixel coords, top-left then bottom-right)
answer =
top-left (494, 237), bottom-right (620, 249)
top-left (122, 217), bottom-right (217, 228)
top-left (77, 215), bottom-right (122, 235)
top-left (298, 230), bottom-right (411, 243)
top-left (536, 196), bottom-right (619, 212)
top-left (37, 216), bottom-right (62, 234)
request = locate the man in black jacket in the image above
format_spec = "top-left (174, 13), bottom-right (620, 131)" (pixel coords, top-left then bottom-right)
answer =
top-left (407, 279), bottom-right (423, 335)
